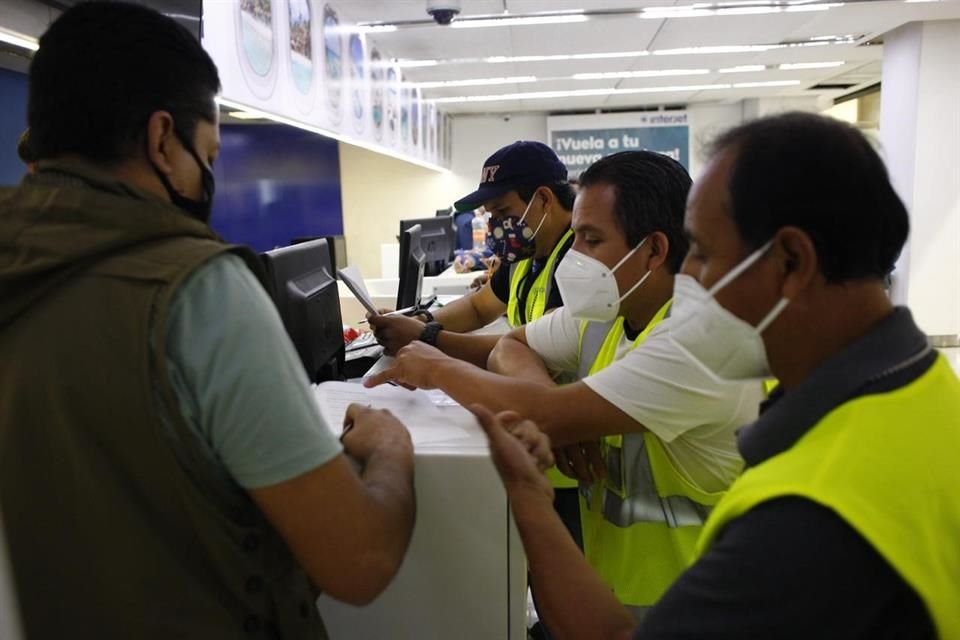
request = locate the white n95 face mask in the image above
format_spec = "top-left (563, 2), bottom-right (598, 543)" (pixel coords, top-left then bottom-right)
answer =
top-left (555, 237), bottom-right (651, 322)
top-left (668, 240), bottom-right (789, 381)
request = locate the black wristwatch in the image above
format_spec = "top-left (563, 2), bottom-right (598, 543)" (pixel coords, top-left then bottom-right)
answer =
top-left (419, 321), bottom-right (443, 347)
top-left (414, 309), bottom-right (435, 323)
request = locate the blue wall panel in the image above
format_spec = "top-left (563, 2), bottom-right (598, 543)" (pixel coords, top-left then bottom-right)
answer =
top-left (212, 124), bottom-right (343, 252)
top-left (0, 68), bottom-right (29, 186)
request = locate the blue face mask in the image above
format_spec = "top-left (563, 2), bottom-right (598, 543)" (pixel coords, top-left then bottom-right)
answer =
top-left (486, 196), bottom-right (548, 263)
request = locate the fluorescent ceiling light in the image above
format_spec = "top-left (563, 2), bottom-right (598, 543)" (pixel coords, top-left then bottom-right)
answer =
top-left (0, 28), bottom-right (39, 52)
top-left (450, 14), bottom-right (588, 29)
top-left (733, 80), bottom-right (802, 87)
top-left (227, 110), bottom-right (265, 120)
top-left (640, 3), bottom-right (841, 18)
top-left (654, 44), bottom-right (779, 55)
top-left (354, 24), bottom-right (399, 34)
top-left (433, 84), bottom-right (734, 104)
top-left (719, 64), bottom-right (767, 73)
top-left (394, 38), bottom-right (849, 68)
top-left (413, 76), bottom-right (537, 88)
top-left (216, 98), bottom-right (448, 173)
top-left (784, 3), bottom-right (841, 11)
top-left (395, 59), bottom-right (441, 68)
top-left (433, 77), bottom-right (807, 104)
top-left (779, 61), bottom-right (845, 69)
top-left (572, 69), bottom-right (710, 80)
top-left (482, 51), bottom-right (648, 64)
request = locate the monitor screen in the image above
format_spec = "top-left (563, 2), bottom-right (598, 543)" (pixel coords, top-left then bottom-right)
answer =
top-left (399, 216), bottom-right (454, 277)
top-left (260, 238), bottom-right (344, 384)
top-left (397, 224), bottom-right (425, 311)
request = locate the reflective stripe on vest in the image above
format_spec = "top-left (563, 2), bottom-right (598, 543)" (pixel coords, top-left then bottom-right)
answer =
top-left (696, 353), bottom-right (960, 638)
top-left (506, 228), bottom-right (574, 328)
top-left (576, 300), bottom-right (727, 607)
top-left (576, 301), bottom-right (716, 529)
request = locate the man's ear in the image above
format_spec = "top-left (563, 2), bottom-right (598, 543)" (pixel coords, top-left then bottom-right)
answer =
top-left (145, 111), bottom-right (177, 175)
top-left (645, 231), bottom-right (670, 272)
top-left (534, 185), bottom-right (554, 210)
top-left (775, 226), bottom-right (819, 299)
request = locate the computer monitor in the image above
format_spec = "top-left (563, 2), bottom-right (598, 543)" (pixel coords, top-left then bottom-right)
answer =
top-left (291, 235), bottom-right (348, 272)
top-left (260, 238), bottom-right (345, 384)
top-left (396, 223), bottom-right (425, 311)
top-left (399, 216), bottom-right (454, 277)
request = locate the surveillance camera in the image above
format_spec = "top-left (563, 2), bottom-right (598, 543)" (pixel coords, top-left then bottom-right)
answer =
top-left (503, 114), bottom-right (511, 122)
top-left (426, 0), bottom-right (461, 25)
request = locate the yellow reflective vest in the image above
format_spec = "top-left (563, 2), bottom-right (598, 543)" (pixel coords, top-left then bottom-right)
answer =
top-left (697, 354), bottom-right (960, 638)
top-left (506, 228), bottom-right (574, 328)
top-left (507, 228), bottom-right (576, 488)
top-left (577, 300), bottom-right (725, 612)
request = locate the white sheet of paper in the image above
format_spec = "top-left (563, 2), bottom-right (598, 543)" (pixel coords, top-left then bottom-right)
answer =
top-left (337, 265), bottom-right (379, 315)
top-left (314, 381), bottom-right (475, 446)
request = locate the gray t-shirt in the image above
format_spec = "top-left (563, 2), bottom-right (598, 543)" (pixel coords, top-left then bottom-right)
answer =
top-left (165, 253), bottom-right (342, 489)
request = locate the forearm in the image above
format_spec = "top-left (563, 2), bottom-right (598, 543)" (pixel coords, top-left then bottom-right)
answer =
top-left (488, 335), bottom-right (555, 385)
top-left (430, 357), bottom-right (555, 422)
top-left (356, 443), bottom-right (417, 586)
top-left (511, 490), bottom-right (635, 640)
top-left (432, 331), bottom-right (500, 368)
top-left (432, 295), bottom-right (485, 333)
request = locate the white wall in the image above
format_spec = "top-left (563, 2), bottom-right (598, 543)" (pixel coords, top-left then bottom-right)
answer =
top-left (449, 113), bottom-right (549, 202)
top-left (881, 20), bottom-right (960, 338)
top-left (338, 143), bottom-right (460, 278)
top-left (447, 104), bottom-right (746, 185)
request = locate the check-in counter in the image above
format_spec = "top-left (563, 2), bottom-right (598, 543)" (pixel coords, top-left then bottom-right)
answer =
top-left (314, 387), bottom-right (527, 639)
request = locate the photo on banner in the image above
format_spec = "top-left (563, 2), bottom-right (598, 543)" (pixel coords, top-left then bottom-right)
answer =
top-left (202, 0), bottom-right (450, 169)
top-left (547, 111), bottom-right (691, 177)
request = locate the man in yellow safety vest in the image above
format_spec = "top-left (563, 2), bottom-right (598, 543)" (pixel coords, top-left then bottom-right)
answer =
top-left (475, 112), bottom-right (960, 638)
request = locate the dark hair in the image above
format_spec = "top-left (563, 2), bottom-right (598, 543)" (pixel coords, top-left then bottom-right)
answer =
top-left (579, 151), bottom-right (692, 273)
top-left (516, 181), bottom-right (577, 212)
top-left (17, 129), bottom-right (36, 164)
top-left (710, 112), bottom-right (909, 282)
top-left (28, 1), bottom-right (220, 164)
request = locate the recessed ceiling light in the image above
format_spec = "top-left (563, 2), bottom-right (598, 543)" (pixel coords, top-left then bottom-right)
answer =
top-left (413, 76), bottom-right (538, 88)
top-left (227, 110), bottom-right (265, 120)
top-left (732, 80), bottom-right (802, 88)
top-left (0, 28), bottom-right (39, 52)
top-left (718, 65), bottom-right (767, 73)
top-left (779, 61), bottom-right (845, 70)
top-left (450, 14), bottom-right (589, 28)
top-left (572, 69), bottom-right (710, 80)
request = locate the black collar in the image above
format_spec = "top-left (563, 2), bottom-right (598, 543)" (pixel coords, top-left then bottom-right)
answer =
top-left (738, 307), bottom-right (935, 467)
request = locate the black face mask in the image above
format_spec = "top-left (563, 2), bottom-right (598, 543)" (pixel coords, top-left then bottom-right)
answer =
top-left (153, 131), bottom-right (215, 224)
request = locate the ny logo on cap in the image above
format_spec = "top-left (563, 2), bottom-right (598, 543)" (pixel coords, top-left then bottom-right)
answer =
top-left (480, 164), bottom-right (500, 183)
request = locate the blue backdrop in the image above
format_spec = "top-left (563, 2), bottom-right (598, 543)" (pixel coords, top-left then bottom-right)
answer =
top-left (212, 124), bottom-right (343, 252)
top-left (0, 68), bottom-right (343, 251)
top-left (0, 68), bottom-right (29, 186)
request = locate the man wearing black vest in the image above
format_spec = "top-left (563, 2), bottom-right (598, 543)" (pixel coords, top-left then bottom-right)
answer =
top-left (0, 4), bottom-right (415, 637)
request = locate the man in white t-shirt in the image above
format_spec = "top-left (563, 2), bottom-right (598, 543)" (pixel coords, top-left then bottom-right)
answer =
top-left (366, 151), bottom-right (763, 624)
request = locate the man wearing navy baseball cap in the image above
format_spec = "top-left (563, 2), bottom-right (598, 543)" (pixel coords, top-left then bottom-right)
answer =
top-left (368, 140), bottom-right (582, 550)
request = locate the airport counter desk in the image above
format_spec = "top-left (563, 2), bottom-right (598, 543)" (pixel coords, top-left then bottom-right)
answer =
top-left (313, 381), bottom-right (527, 639)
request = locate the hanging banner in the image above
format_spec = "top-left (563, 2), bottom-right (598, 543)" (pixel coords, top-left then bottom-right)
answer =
top-left (547, 111), bottom-right (690, 177)
top-left (203, 0), bottom-right (447, 168)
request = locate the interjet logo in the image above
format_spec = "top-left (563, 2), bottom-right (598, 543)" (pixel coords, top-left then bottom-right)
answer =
top-left (480, 165), bottom-right (500, 183)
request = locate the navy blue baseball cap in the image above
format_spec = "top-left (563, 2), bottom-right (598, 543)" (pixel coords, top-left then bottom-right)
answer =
top-left (454, 140), bottom-right (568, 212)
